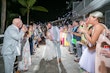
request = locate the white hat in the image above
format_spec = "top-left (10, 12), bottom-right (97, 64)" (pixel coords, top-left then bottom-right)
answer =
top-left (90, 11), bottom-right (103, 18)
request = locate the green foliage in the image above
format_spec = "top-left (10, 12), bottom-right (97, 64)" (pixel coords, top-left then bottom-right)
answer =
top-left (18, 0), bottom-right (27, 7)
top-left (6, 11), bottom-right (19, 27)
top-left (27, 0), bottom-right (36, 8)
top-left (18, 0), bottom-right (48, 16)
top-left (18, 0), bottom-right (48, 24)
top-left (20, 8), bottom-right (28, 16)
top-left (31, 6), bottom-right (48, 12)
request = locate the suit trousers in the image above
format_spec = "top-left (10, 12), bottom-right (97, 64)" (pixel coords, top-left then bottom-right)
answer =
top-left (54, 42), bottom-right (61, 58)
top-left (3, 54), bottom-right (16, 73)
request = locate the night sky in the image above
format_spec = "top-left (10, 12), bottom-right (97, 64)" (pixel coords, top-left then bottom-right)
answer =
top-left (30, 0), bottom-right (82, 22)
top-left (6, 0), bottom-right (82, 23)
top-left (31, 0), bottom-right (69, 22)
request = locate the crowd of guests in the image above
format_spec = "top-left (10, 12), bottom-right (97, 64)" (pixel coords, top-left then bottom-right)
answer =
top-left (1, 18), bottom-right (44, 73)
top-left (1, 11), bottom-right (110, 73)
top-left (59, 11), bottom-right (110, 73)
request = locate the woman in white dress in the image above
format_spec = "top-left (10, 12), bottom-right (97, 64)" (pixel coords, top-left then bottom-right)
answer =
top-left (79, 23), bottom-right (95, 73)
top-left (42, 26), bottom-right (57, 61)
top-left (79, 11), bottom-right (104, 73)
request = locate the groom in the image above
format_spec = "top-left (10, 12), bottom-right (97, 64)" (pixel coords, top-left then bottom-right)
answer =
top-left (47, 22), bottom-right (61, 63)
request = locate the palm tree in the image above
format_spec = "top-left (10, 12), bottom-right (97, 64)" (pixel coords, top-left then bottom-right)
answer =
top-left (1, 0), bottom-right (6, 33)
top-left (18, 0), bottom-right (48, 25)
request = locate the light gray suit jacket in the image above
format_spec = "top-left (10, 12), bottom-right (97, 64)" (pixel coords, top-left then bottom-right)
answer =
top-left (1, 24), bottom-right (25, 56)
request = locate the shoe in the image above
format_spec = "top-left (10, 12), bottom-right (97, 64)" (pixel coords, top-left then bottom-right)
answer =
top-left (75, 54), bottom-right (78, 57)
top-left (69, 52), bottom-right (74, 54)
top-left (58, 58), bottom-right (61, 63)
top-left (23, 69), bottom-right (28, 72)
top-left (16, 70), bottom-right (20, 73)
top-left (74, 58), bottom-right (80, 62)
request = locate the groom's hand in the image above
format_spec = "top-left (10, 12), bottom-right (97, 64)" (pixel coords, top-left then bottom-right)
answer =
top-left (56, 41), bottom-right (60, 43)
top-left (50, 38), bottom-right (53, 41)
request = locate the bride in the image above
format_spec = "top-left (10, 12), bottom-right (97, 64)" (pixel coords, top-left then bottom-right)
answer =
top-left (42, 25), bottom-right (57, 61)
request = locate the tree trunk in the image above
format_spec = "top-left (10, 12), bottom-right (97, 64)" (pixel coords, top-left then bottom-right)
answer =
top-left (1, 0), bottom-right (6, 34)
top-left (27, 9), bottom-right (30, 25)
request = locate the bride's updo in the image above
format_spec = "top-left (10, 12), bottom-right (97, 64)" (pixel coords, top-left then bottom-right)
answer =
top-left (43, 25), bottom-right (48, 37)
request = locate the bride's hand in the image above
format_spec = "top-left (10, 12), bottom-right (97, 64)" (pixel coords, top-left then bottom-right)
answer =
top-left (50, 39), bottom-right (53, 41)
top-left (48, 37), bottom-right (53, 41)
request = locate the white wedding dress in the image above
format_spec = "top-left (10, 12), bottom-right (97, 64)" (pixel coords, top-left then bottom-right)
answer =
top-left (42, 31), bottom-right (57, 61)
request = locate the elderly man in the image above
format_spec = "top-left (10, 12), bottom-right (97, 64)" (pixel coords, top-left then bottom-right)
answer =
top-left (1, 18), bottom-right (27, 73)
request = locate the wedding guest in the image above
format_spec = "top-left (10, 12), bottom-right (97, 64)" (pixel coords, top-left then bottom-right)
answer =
top-left (28, 24), bottom-right (34, 55)
top-left (1, 18), bottom-right (27, 73)
top-left (18, 28), bottom-right (31, 71)
top-left (96, 27), bottom-right (110, 73)
top-left (79, 11), bottom-right (105, 73)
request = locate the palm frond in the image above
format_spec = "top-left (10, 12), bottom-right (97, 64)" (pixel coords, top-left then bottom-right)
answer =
top-left (27, 0), bottom-right (36, 8)
top-left (18, 0), bottom-right (27, 7)
top-left (31, 6), bottom-right (48, 12)
top-left (20, 8), bottom-right (28, 16)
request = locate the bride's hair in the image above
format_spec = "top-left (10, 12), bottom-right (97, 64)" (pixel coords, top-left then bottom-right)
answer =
top-left (43, 25), bottom-right (48, 37)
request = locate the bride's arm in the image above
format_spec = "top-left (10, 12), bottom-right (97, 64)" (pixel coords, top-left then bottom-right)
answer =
top-left (47, 32), bottom-right (53, 41)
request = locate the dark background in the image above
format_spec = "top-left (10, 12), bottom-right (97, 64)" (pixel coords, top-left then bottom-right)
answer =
top-left (1, 0), bottom-right (82, 23)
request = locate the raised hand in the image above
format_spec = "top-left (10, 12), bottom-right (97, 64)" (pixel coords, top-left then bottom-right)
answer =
top-left (21, 25), bottom-right (27, 32)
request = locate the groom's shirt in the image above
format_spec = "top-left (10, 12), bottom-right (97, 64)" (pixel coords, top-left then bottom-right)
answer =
top-left (50, 26), bottom-right (60, 42)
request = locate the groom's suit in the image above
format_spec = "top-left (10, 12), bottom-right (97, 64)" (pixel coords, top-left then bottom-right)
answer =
top-left (1, 24), bottom-right (24, 73)
top-left (50, 26), bottom-right (61, 58)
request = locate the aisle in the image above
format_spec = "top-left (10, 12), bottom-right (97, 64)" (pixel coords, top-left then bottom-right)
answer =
top-left (23, 45), bottom-right (80, 73)
top-left (61, 46), bottom-right (80, 73)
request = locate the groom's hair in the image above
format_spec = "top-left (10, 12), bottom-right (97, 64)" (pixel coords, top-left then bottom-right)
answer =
top-left (52, 23), bottom-right (57, 26)
top-left (46, 22), bottom-right (52, 25)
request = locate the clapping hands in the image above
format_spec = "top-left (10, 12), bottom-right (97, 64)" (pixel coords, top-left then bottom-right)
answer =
top-left (78, 21), bottom-right (88, 34)
top-left (78, 26), bottom-right (87, 34)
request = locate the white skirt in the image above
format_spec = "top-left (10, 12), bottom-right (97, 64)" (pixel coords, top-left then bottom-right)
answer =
top-left (79, 46), bottom-right (95, 73)
top-left (42, 39), bottom-right (57, 61)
